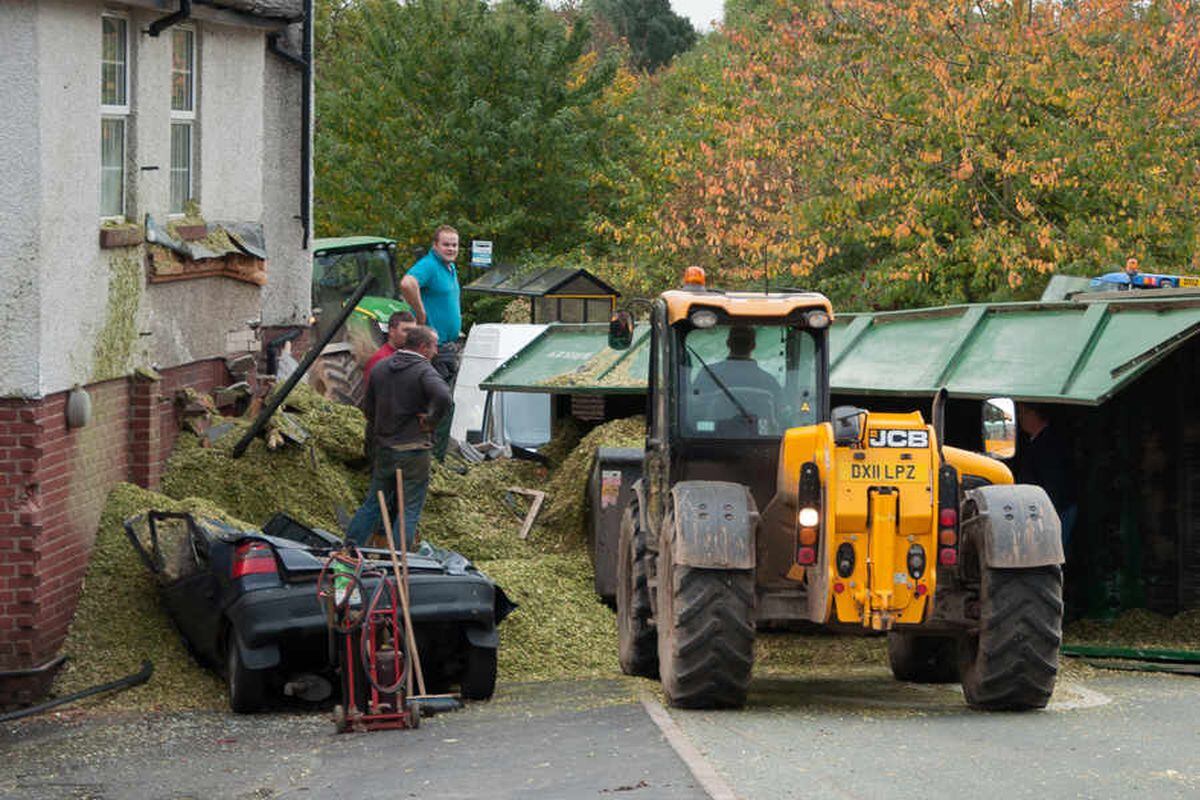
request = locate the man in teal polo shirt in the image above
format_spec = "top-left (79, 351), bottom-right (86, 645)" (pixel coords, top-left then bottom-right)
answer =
top-left (400, 225), bottom-right (462, 459)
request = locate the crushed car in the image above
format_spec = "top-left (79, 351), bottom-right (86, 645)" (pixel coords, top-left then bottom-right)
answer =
top-left (125, 510), bottom-right (515, 713)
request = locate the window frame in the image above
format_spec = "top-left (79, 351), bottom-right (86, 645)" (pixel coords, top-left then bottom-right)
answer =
top-left (100, 11), bottom-right (130, 221)
top-left (169, 25), bottom-right (196, 216)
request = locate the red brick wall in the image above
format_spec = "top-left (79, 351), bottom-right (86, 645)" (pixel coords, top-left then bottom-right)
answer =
top-left (0, 358), bottom-right (230, 707)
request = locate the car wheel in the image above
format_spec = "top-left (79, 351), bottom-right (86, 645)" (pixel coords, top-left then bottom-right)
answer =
top-left (460, 643), bottom-right (497, 701)
top-left (226, 629), bottom-right (267, 714)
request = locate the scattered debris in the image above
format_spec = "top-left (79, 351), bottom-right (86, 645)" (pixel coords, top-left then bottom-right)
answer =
top-left (506, 487), bottom-right (546, 540)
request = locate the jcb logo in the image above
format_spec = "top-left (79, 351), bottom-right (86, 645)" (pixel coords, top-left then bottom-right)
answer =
top-left (868, 429), bottom-right (929, 448)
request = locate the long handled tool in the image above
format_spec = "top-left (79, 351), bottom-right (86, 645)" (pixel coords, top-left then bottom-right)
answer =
top-left (377, 489), bottom-right (425, 697)
top-left (379, 480), bottom-right (463, 714)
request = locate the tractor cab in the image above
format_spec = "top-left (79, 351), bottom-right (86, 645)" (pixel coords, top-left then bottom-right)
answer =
top-left (309, 237), bottom-right (413, 405)
top-left (610, 268), bottom-right (833, 510)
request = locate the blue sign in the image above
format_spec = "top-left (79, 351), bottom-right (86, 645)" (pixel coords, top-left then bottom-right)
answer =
top-left (471, 240), bottom-right (493, 269)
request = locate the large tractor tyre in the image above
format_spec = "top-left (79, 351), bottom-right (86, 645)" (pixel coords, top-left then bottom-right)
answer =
top-left (617, 500), bottom-right (658, 679)
top-left (887, 632), bottom-right (959, 684)
top-left (959, 564), bottom-right (1063, 711)
top-left (460, 643), bottom-right (497, 701)
top-left (657, 514), bottom-right (755, 709)
top-left (310, 349), bottom-right (365, 407)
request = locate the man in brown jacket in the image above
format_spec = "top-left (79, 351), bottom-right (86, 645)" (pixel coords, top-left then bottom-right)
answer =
top-left (346, 325), bottom-right (451, 548)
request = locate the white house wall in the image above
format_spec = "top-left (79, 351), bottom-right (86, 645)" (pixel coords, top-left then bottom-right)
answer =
top-left (260, 22), bottom-right (311, 328)
top-left (0, 1), bottom-right (43, 398)
top-left (0, 0), bottom-right (310, 398)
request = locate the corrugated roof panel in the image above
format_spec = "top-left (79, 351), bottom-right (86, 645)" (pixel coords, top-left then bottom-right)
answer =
top-left (830, 309), bottom-right (975, 394)
top-left (1067, 305), bottom-right (1200, 402)
top-left (481, 323), bottom-right (650, 394)
top-left (939, 308), bottom-right (1088, 398)
top-left (480, 296), bottom-right (1200, 405)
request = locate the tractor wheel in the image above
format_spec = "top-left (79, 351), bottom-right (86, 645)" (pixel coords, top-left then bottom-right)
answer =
top-left (226, 629), bottom-right (267, 714)
top-left (310, 349), bottom-right (365, 407)
top-left (656, 513), bottom-right (755, 709)
top-left (460, 643), bottom-right (497, 701)
top-left (887, 632), bottom-right (959, 683)
top-left (617, 499), bottom-right (658, 678)
top-left (959, 562), bottom-right (1063, 711)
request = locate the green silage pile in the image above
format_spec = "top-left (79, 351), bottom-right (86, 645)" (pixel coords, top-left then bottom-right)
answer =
top-left (53, 484), bottom-right (247, 710)
top-left (478, 552), bottom-right (619, 681)
top-left (1065, 608), bottom-right (1200, 650)
top-left (533, 416), bottom-right (645, 550)
top-left (160, 383), bottom-right (368, 532)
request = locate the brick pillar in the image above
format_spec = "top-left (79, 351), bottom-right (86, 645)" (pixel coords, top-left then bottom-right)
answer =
top-left (129, 370), bottom-right (163, 490)
top-left (0, 401), bottom-right (49, 705)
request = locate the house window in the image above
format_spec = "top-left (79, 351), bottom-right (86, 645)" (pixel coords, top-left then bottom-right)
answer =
top-left (100, 13), bottom-right (129, 219)
top-left (170, 27), bottom-right (196, 214)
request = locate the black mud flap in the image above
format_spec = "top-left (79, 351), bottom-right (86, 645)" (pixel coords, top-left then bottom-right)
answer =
top-left (964, 484), bottom-right (1064, 568)
top-left (670, 481), bottom-right (758, 569)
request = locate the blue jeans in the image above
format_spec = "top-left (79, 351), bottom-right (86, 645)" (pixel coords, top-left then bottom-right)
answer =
top-left (345, 448), bottom-right (431, 550)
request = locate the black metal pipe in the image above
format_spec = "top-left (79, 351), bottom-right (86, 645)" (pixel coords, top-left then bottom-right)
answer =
top-left (231, 274), bottom-right (376, 458)
top-left (301, 0), bottom-right (312, 249)
top-left (147, 0), bottom-right (192, 37)
top-left (0, 661), bottom-right (152, 724)
top-left (0, 655), bottom-right (65, 679)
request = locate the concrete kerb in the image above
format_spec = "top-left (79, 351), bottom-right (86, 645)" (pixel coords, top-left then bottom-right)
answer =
top-left (640, 691), bottom-right (742, 800)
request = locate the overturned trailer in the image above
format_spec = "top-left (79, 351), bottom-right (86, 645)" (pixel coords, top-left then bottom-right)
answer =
top-left (482, 291), bottom-right (1200, 617)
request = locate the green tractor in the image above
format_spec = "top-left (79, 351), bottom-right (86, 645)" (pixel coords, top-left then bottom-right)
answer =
top-left (309, 236), bottom-right (412, 406)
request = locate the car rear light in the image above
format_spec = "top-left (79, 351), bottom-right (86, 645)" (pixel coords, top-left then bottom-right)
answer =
top-left (939, 508), bottom-right (957, 528)
top-left (797, 547), bottom-right (817, 565)
top-left (938, 548), bottom-right (958, 567)
top-left (939, 528), bottom-right (957, 546)
top-left (232, 541), bottom-right (277, 579)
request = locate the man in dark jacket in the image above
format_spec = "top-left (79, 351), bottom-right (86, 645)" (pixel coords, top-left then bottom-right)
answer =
top-left (346, 325), bottom-right (451, 548)
top-left (1015, 403), bottom-right (1077, 553)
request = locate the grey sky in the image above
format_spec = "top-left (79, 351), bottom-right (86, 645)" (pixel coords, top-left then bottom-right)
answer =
top-left (672, 0), bottom-right (724, 32)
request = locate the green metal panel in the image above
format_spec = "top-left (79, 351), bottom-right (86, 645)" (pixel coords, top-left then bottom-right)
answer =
top-left (482, 296), bottom-right (1200, 405)
top-left (313, 236), bottom-right (395, 254)
top-left (481, 323), bottom-right (650, 394)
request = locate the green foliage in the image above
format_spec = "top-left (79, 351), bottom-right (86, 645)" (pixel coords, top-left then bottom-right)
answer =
top-left (590, 0), bottom-right (699, 72)
top-left (315, 0), bottom-right (635, 263)
top-left (594, 0), bottom-right (1200, 308)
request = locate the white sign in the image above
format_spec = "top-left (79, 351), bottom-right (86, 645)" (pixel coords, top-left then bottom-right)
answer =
top-left (471, 240), bottom-right (493, 268)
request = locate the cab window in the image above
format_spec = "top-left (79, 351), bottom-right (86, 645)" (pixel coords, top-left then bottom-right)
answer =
top-left (678, 324), bottom-right (819, 439)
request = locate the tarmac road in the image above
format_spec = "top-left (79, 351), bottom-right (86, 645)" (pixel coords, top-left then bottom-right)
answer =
top-left (663, 666), bottom-right (1200, 800)
top-left (1, 668), bottom-right (1197, 799)
top-left (0, 679), bottom-right (705, 800)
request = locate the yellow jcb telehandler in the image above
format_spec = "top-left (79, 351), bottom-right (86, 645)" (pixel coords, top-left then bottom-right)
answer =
top-left (609, 269), bottom-right (1063, 710)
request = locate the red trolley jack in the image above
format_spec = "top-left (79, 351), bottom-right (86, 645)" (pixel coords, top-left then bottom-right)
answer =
top-left (321, 549), bottom-right (420, 733)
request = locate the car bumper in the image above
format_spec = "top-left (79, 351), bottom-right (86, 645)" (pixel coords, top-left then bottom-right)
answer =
top-left (225, 572), bottom-right (501, 670)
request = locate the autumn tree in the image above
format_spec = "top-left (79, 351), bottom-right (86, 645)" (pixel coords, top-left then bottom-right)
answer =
top-left (598, 0), bottom-right (1200, 308)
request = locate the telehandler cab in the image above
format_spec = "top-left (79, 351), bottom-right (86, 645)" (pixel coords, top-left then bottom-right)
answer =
top-left (610, 269), bottom-right (1064, 710)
